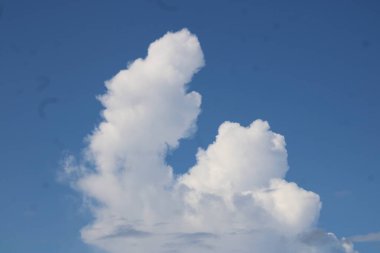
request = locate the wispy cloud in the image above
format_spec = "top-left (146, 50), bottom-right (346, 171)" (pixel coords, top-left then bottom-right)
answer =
top-left (35, 76), bottom-right (51, 92)
top-left (101, 226), bottom-right (152, 240)
top-left (348, 232), bottom-right (380, 243)
top-left (38, 97), bottom-right (59, 119)
top-left (63, 29), bottom-right (357, 253)
top-left (156, 0), bottom-right (178, 12)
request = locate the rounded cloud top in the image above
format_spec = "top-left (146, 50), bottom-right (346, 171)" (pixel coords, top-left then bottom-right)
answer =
top-left (147, 28), bottom-right (205, 84)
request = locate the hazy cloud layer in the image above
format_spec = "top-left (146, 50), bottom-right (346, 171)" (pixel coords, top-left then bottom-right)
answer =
top-left (65, 29), bottom-right (357, 253)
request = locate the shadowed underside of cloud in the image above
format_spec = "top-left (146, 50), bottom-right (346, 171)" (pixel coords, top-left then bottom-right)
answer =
top-left (64, 29), bottom-right (357, 253)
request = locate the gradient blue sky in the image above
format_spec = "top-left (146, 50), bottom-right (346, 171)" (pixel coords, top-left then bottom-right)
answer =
top-left (0, 0), bottom-right (379, 252)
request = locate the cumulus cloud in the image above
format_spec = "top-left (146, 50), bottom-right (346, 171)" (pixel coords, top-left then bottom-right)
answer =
top-left (64, 29), bottom-right (357, 253)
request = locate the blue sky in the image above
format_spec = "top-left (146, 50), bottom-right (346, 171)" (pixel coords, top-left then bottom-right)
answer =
top-left (0, 0), bottom-right (379, 252)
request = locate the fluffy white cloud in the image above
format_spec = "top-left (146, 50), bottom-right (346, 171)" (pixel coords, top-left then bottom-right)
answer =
top-left (64, 29), bottom-right (357, 253)
top-left (177, 120), bottom-right (320, 236)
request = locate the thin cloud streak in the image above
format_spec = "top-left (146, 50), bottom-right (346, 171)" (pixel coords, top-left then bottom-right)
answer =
top-left (348, 232), bottom-right (380, 243)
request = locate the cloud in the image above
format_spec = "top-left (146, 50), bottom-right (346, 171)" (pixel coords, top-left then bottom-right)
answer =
top-left (298, 230), bottom-right (357, 253)
top-left (348, 232), bottom-right (380, 243)
top-left (64, 29), bottom-right (357, 253)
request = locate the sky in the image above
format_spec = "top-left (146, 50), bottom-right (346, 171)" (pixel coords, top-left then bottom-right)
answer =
top-left (0, 0), bottom-right (379, 252)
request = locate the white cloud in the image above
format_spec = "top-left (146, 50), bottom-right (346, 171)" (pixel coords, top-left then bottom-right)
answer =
top-left (177, 120), bottom-right (320, 235)
top-left (64, 29), bottom-right (357, 253)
